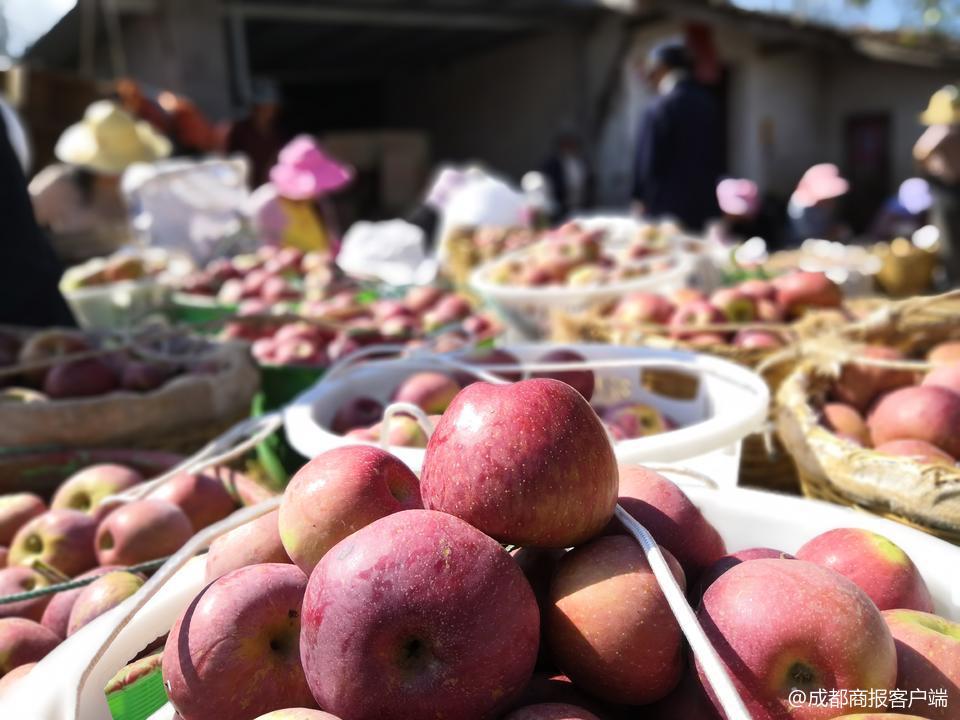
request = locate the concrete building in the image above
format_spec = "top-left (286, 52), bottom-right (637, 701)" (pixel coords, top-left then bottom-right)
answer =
top-left (22, 0), bottom-right (960, 227)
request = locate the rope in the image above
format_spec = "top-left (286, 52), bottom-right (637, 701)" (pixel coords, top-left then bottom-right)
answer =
top-left (0, 557), bottom-right (172, 606)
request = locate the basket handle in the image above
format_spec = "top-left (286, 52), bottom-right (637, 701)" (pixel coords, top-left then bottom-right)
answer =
top-left (100, 412), bottom-right (284, 508)
top-left (616, 505), bottom-right (751, 720)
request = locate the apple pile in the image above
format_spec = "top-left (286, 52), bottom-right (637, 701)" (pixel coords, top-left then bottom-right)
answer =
top-left (485, 221), bottom-right (682, 288)
top-left (0, 462), bottom-right (261, 682)
top-left (222, 286), bottom-right (499, 369)
top-left (600, 270), bottom-right (843, 350)
top-left (820, 339), bottom-right (960, 466)
top-left (178, 246), bottom-right (340, 311)
top-left (61, 254), bottom-right (162, 291)
top-left (330, 348), bottom-right (676, 448)
top-left (55, 376), bottom-right (945, 720)
top-left (0, 329), bottom-right (222, 400)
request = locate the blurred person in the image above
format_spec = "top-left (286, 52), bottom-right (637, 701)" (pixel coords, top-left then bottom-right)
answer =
top-left (542, 129), bottom-right (593, 221)
top-left (226, 79), bottom-right (283, 187)
top-left (405, 166), bottom-right (470, 252)
top-left (158, 92), bottom-right (219, 156)
top-left (247, 134), bottom-right (352, 254)
top-left (0, 100), bottom-right (75, 326)
top-left (29, 100), bottom-right (171, 264)
top-left (869, 177), bottom-right (932, 241)
top-left (787, 163), bottom-right (850, 244)
top-left (711, 177), bottom-right (760, 245)
top-left (632, 39), bottom-right (722, 232)
top-left (115, 78), bottom-right (171, 136)
top-left (914, 84), bottom-right (960, 282)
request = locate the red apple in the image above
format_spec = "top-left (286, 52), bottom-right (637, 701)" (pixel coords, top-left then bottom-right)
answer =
top-left (671, 288), bottom-right (707, 306)
top-left (611, 292), bottom-right (674, 326)
top-left (375, 413), bottom-right (429, 448)
top-left (532, 349), bottom-right (595, 401)
top-left (738, 279), bottom-right (776, 301)
top-left (422, 294), bottom-right (472, 331)
top-left (883, 609), bottom-right (960, 720)
top-left (922, 363), bottom-right (960, 396)
top-left (0, 567), bottom-right (51, 621)
top-left (602, 402), bottom-right (674, 440)
top-left (694, 548), bottom-right (795, 605)
top-left (772, 271), bottom-right (843, 318)
top-left (822, 403), bottom-right (870, 445)
top-left (0, 494), bottom-right (45, 546)
top-left (66, 570), bottom-right (144, 636)
top-left (51, 464), bottom-right (142, 519)
top-left (299, 509), bottom-right (540, 720)
top-left (697, 559), bottom-right (896, 719)
top-left (0, 618), bottom-right (60, 678)
top-left (710, 288), bottom-right (757, 323)
top-left (205, 510), bottom-right (289, 582)
top-left (0, 661), bottom-right (35, 697)
top-left (8, 510), bottom-right (97, 577)
top-left (928, 341), bottom-right (960, 365)
top-left (163, 563), bottom-right (316, 720)
top-left (404, 286), bottom-right (444, 314)
top-left (18, 330), bottom-right (90, 386)
top-left (330, 396), bottom-right (384, 434)
top-left (874, 439), bottom-right (956, 465)
top-left (95, 499), bottom-right (194, 566)
top-left (796, 528), bottom-right (933, 612)
top-left (121, 360), bottom-right (175, 392)
top-left (868, 385), bottom-right (960, 458)
top-left (611, 465), bottom-right (725, 578)
top-left (669, 301), bottom-right (726, 340)
top-left (279, 446), bottom-right (422, 574)
top-left (832, 346), bottom-right (916, 411)
top-left (392, 372), bottom-right (460, 414)
top-left (547, 535), bottom-right (685, 704)
top-left (40, 565), bottom-right (122, 638)
top-left (421, 379), bottom-right (618, 547)
top-left (755, 298), bottom-right (786, 322)
top-left (503, 704), bottom-right (601, 720)
top-left (734, 329), bottom-right (785, 349)
top-left (43, 358), bottom-right (119, 399)
top-left (148, 471), bottom-right (238, 531)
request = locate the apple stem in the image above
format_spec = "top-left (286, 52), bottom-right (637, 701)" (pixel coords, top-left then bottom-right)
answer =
top-left (30, 559), bottom-right (71, 585)
top-left (614, 504), bottom-right (752, 720)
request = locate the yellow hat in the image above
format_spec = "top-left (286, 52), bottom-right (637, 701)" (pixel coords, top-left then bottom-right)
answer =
top-left (920, 84), bottom-right (960, 126)
top-left (55, 100), bottom-right (172, 174)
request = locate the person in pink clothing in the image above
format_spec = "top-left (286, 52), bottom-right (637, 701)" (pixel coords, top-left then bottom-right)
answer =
top-left (247, 135), bottom-right (353, 255)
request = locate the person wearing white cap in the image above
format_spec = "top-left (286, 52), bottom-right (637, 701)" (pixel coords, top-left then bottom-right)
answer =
top-left (29, 99), bottom-right (171, 264)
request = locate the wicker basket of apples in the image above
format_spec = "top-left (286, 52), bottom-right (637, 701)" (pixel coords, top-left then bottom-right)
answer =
top-left (6, 373), bottom-right (960, 720)
top-left (777, 291), bottom-right (960, 542)
top-left (470, 221), bottom-right (699, 340)
top-left (283, 343), bottom-right (769, 488)
top-left (0, 326), bottom-right (259, 462)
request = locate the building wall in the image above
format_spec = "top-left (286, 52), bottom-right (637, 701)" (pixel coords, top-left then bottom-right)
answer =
top-left (824, 57), bottom-right (955, 186)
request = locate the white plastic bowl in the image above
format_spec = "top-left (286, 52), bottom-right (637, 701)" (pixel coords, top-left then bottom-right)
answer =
top-left (283, 343), bottom-right (769, 488)
top-left (7, 483), bottom-right (959, 720)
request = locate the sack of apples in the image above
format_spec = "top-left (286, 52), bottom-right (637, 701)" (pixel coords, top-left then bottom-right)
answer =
top-left (0, 326), bottom-right (259, 460)
top-left (6, 375), bottom-right (959, 720)
top-left (777, 290), bottom-right (960, 541)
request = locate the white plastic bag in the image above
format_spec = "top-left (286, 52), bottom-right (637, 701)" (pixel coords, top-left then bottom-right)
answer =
top-left (336, 220), bottom-right (437, 286)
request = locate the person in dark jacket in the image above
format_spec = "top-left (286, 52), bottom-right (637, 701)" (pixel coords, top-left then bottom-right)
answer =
top-left (542, 130), bottom-right (594, 221)
top-left (0, 101), bottom-right (76, 327)
top-left (632, 40), bottom-right (723, 232)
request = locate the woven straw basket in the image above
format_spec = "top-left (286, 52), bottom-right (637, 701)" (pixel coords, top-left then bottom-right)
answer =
top-left (550, 301), bottom-right (886, 493)
top-left (776, 292), bottom-right (960, 541)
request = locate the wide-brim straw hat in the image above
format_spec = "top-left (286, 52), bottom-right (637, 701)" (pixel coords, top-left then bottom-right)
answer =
top-left (55, 100), bottom-right (172, 175)
top-left (920, 85), bottom-right (960, 126)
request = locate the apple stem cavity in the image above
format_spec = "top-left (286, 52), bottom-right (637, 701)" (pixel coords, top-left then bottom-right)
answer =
top-left (613, 504), bottom-right (752, 720)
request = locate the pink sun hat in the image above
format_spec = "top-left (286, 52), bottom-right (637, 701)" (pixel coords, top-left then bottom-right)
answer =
top-left (792, 163), bottom-right (850, 208)
top-left (716, 178), bottom-right (760, 217)
top-left (270, 134), bottom-right (353, 200)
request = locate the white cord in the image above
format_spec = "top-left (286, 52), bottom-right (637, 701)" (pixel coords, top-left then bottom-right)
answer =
top-left (615, 505), bottom-right (751, 720)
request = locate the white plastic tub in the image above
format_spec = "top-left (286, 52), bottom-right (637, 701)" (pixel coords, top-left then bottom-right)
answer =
top-left (283, 343), bottom-right (770, 488)
top-left (6, 482), bottom-right (959, 720)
